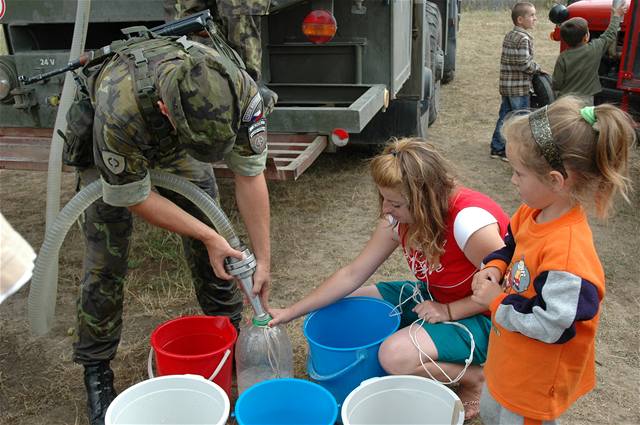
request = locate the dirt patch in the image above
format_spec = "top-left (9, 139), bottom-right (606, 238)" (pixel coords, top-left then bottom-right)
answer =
top-left (1, 9), bottom-right (639, 425)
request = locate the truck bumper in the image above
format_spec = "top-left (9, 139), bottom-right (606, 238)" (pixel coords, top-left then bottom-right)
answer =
top-left (266, 84), bottom-right (387, 134)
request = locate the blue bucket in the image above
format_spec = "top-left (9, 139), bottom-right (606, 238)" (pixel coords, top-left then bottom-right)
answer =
top-left (304, 297), bottom-right (400, 406)
top-left (234, 378), bottom-right (337, 425)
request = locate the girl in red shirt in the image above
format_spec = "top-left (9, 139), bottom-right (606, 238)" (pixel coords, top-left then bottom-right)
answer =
top-left (270, 138), bottom-right (509, 420)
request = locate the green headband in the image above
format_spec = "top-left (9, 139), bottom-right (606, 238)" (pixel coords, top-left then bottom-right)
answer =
top-left (580, 106), bottom-right (597, 126)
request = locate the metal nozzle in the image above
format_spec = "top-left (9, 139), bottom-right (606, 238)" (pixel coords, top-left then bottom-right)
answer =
top-left (224, 246), bottom-right (267, 318)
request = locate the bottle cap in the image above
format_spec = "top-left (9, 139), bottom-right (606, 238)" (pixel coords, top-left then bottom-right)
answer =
top-left (252, 313), bottom-right (272, 327)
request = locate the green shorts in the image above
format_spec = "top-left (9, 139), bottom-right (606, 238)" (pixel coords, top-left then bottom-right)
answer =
top-left (376, 280), bottom-right (491, 365)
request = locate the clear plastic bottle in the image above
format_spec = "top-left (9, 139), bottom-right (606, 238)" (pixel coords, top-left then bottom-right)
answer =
top-left (235, 316), bottom-right (293, 394)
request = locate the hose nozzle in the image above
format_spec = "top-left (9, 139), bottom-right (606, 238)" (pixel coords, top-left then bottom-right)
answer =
top-left (224, 245), bottom-right (267, 318)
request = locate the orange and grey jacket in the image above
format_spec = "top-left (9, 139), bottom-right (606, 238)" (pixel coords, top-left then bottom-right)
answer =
top-left (482, 204), bottom-right (604, 420)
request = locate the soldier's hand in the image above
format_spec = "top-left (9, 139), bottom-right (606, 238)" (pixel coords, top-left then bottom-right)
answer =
top-left (259, 84), bottom-right (278, 115)
top-left (251, 261), bottom-right (271, 311)
top-left (203, 233), bottom-right (244, 281)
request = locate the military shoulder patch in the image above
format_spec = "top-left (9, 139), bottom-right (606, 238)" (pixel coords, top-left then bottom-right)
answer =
top-left (101, 151), bottom-right (126, 175)
top-left (243, 92), bottom-right (264, 123)
top-left (248, 118), bottom-right (268, 154)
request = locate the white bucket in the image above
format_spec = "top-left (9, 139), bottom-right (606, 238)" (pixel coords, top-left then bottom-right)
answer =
top-left (341, 375), bottom-right (465, 425)
top-left (105, 374), bottom-right (229, 425)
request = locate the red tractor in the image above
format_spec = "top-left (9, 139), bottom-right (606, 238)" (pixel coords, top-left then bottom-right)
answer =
top-left (549, 0), bottom-right (639, 116)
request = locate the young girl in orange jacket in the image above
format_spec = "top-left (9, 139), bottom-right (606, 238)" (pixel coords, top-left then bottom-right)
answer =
top-left (472, 96), bottom-right (635, 425)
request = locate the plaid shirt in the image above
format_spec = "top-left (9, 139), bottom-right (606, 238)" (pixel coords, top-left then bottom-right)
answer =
top-left (499, 27), bottom-right (540, 96)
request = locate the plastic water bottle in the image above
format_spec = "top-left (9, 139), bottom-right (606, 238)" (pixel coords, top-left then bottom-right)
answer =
top-left (235, 316), bottom-right (293, 394)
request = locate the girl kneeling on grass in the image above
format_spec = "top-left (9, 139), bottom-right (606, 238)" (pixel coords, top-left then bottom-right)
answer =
top-left (269, 137), bottom-right (509, 420)
top-left (472, 96), bottom-right (635, 425)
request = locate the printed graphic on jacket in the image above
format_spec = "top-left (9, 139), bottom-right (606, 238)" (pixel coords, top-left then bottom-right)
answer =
top-left (503, 256), bottom-right (530, 293)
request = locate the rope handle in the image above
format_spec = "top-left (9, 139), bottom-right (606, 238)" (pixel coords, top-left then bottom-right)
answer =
top-left (147, 347), bottom-right (231, 381)
top-left (394, 281), bottom-right (476, 385)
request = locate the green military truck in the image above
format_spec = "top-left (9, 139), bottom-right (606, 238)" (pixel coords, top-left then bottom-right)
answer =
top-left (0, 0), bottom-right (460, 179)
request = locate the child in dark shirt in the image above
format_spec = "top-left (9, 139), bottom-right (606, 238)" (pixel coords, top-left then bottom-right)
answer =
top-left (552, 2), bottom-right (627, 104)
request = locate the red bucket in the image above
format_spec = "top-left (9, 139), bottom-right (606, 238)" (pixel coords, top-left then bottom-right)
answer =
top-left (148, 315), bottom-right (237, 397)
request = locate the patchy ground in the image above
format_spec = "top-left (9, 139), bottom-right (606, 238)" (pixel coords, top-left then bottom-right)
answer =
top-left (1, 9), bottom-right (638, 425)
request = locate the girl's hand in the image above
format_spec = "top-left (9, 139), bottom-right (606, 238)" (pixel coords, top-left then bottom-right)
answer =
top-left (473, 267), bottom-right (502, 288)
top-left (413, 301), bottom-right (448, 324)
top-left (471, 267), bottom-right (503, 308)
top-left (268, 307), bottom-right (295, 327)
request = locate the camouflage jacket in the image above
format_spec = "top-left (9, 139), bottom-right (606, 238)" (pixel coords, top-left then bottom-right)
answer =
top-left (92, 36), bottom-right (267, 207)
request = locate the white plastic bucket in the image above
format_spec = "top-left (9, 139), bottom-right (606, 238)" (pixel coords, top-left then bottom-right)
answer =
top-left (105, 374), bottom-right (229, 425)
top-left (341, 375), bottom-right (465, 425)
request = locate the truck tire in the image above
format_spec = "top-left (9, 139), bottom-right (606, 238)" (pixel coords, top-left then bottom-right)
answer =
top-left (425, 1), bottom-right (443, 126)
top-left (442, 0), bottom-right (460, 84)
top-left (421, 68), bottom-right (436, 127)
top-left (530, 73), bottom-right (555, 108)
top-left (357, 2), bottom-right (441, 143)
top-left (442, 45), bottom-right (456, 84)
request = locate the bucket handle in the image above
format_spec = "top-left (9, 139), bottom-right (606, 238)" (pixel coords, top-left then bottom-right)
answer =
top-left (147, 347), bottom-right (231, 381)
top-left (451, 398), bottom-right (464, 425)
top-left (307, 349), bottom-right (367, 382)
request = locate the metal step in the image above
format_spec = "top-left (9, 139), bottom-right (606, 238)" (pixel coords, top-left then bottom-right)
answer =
top-left (0, 128), bottom-right (326, 181)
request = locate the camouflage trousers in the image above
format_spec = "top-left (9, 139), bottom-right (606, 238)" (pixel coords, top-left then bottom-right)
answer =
top-left (72, 166), bottom-right (243, 365)
top-left (163, 0), bottom-right (267, 82)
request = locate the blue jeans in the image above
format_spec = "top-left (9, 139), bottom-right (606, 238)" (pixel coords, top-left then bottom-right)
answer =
top-left (490, 95), bottom-right (530, 152)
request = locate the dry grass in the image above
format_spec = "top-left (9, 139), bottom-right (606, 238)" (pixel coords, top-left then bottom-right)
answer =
top-left (0, 8), bottom-right (639, 425)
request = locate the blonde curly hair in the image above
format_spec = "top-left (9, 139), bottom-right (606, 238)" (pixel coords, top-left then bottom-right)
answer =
top-left (370, 137), bottom-right (456, 263)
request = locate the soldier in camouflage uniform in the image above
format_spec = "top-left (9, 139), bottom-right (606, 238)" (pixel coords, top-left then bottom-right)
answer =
top-left (163, 0), bottom-right (278, 112)
top-left (75, 34), bottom-right (271, 425)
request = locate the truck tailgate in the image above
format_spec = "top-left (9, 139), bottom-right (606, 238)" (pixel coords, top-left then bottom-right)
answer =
top-left (266, 84), bottom-right (387, 134)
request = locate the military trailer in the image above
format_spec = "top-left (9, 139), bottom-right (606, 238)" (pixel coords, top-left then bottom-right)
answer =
top-left (0, 0), bottom-right (460, 179)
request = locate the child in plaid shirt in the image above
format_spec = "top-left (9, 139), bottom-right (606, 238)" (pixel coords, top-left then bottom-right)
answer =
top-left (490, 2), bottom-right (541, 161)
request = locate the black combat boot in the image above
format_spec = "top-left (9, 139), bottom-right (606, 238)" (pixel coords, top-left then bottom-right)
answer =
top-left (83, 362), bottom-right (117, 425)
